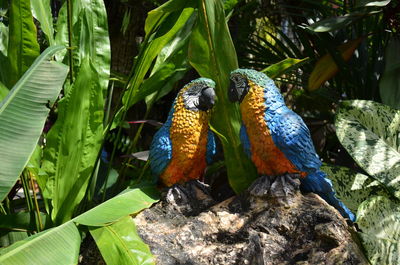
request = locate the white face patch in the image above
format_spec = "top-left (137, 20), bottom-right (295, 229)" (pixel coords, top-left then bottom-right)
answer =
top-left (182, 83), bottom-right (205, 111)
top-left (232, 75), bottom-right (246, 91)
top-left (231, 74), bottom-right (249, 102)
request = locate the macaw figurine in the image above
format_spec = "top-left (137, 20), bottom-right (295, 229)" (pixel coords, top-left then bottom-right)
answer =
top-left (228, 69), bottom-right (355, 221)
top-left (149, 78), bottom-right (217, 187)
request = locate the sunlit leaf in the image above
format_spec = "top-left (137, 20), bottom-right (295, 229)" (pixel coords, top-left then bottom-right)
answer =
top-left (55, 0), bottom-right (110, 90)
top-left (306, 14), bottom-right (360, 33)
top-left (262, 57), bottom-right (309, 79)
top-left (0, 21), bottom-right (8, 56)
top-left (336, 100), bottom-right (400, 198)
top-left (124, 151), bottom-right (150, 161)
top-left (0, 46), bottom-right (68, 202)
top-left (31, 0), bottom-right (54, 46)
top-left (357, 196), bottom-right (400, 265)
top-left (357, 0), bottom-right (391, 7)
top-left (6, 0), bottom-right (40, 87)
top-left (90, 216), bottom-right (155, 265)
top-left (308, 38), bottom-right (362, 91)
top-left (74, 186), bottom-right (159, 226)
top-left (122, 0), bottom-right (195, 110)
top-left (0, 81), bottom-right (8, 101)
top-left (41, 58), bottom-right (104, 225)
top-left (0, 221), bottom-right (80, 265)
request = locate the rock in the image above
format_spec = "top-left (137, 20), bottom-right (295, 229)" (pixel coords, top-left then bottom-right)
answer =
top-left (134, 177), bottom-right (368, 265)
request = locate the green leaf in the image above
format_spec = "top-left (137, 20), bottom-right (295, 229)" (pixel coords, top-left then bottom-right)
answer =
top-left (145, 45), bottom-right (191, 108)
top-left (357, 0), bottom-right (391, 7)
top-left (41, 58), bottom-right (104, 225)
top-left (140, 63), bottom-right (186, 108)
top-left (0, 81), bottom-right (8, 101)
top-left (0, 231), bottom-right (29, 248)
top-left (0, 221), bottom-right (80, 265)
top-left (188, 0), bottom-right (257, 193)
top-left (336, 100), bottom-right (400, 198)
top-left (90, 216), bottom-right (155, 265)
top-left (262, 57), bottom-right (309, 79)
top-left (306, 14), bottom-right (362, 33)
top-left (0, 187), bottom-right (158, 263)
top-left (379, 36), bottom-right (400, 109)
top-left (144, 0), bottom-right (195, 35)
top-left (74, 187), bottom-right (159, 226)
top-left (55, 0), bottom-right (110, 91)
top-left (321, 164), bottom-right (388, 213)
top-left (122, 0), bottom-right (195, 110)
top-left (142, 12), bottom-right (195, 108)
top-left (357, 196), bottom-right (400, 265)
top-left (0, 46), bottom-right (68, 202)
top-left (0, 21), bottom-right (8, 56)
top-left (0, 212), bottom-right (48, 231)
top-left (6, 0), bottom-right (40, 87)
top-left (31, 0), bottom-right (54, 46)
top-left (223, 0), bottom-right (240, 14)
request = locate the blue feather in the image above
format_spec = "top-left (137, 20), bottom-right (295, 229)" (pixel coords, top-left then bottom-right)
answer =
top-left (206, 130), bottom-right (217, 164)
top-left (301, 171), bottom-right (356, 221)
top-left (268, 108), bottom-right (322, 173)
top-left (240, 124), bottom-right (252, 158)
top-left (149, 104), bottom-right (174, 176)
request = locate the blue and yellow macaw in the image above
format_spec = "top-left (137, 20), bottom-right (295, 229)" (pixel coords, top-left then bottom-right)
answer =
top-left (149, 78), bottom-right (217, 187)
top-left (229, 69), bottom-right (355, 221)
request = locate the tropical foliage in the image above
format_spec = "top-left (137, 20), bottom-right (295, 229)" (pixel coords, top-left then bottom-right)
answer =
top-left (323, 100), bottom-right (400, 264)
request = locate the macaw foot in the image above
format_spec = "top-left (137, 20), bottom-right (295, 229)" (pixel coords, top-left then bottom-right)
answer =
top-left (249, 174), bottom-right (301, 204)
top-left (164, 180), bottom-right (215, 216)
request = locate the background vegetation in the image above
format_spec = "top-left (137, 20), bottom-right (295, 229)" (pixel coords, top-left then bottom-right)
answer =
top-left (0, 0), bottom-right (399, 264)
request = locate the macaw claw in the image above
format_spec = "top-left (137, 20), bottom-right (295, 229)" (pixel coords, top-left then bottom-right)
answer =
top-left (164, 180), bottom-right (215, 216)
top-left (249, 174), bottom-right (301, 203)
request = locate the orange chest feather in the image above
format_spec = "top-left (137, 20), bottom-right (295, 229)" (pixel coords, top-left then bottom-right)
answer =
top-left (240, 81), bottom-right (302, 176)
top-left (160, 93), bottom-right (210, 186)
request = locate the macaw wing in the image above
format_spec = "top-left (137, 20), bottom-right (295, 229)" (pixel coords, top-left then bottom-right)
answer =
top-left (149, 126), bottom-right (172, 176)
top-left (240, 124), bottom-right (252, 158)
top-left (270, 109), bottom-right (321, 173)
top-left (206, 130), bottom-right (217, 164)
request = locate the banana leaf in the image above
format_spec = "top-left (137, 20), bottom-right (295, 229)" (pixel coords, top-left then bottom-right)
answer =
top-left (41, 58), bottom-right (104, 225)
top-left (6, 0), bottom-right (40, 87)
top-left (0, 46), bottom-right (68, 202)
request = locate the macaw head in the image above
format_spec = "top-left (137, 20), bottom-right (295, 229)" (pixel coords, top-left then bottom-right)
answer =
top-left (182, 78), bottom-right (216, 111)
top-left (229, 69), bottom-right (250, 103)
top-left (229, 68), bottom-right (274, 103)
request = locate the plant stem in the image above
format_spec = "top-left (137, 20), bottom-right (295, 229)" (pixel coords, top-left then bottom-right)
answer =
top-left (104, 81), bottom-right (114, 127)
top-left (21, 171), bottom-right (38, 232)
top-left (29, 173), bottom-right (43, 231)
top-left (0, 203), bottom-right (6, 214)
top-left (66, 0), bottom-right (74, 84)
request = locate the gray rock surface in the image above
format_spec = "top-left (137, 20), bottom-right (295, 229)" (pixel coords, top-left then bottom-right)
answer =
top-left (134, 176), bottom-right (369, 265)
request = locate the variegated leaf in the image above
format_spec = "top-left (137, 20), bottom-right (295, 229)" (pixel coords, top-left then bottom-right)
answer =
top-left (357, 196), bottom-right (400, 265)
top-left (336, 100), bottom-right (400, 198)
top-left (321, 164), bottom-right (388, 212)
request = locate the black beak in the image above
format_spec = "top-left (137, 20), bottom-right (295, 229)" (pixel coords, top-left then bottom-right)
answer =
top-left (197, 87), bottom-right (216, 111)
top-left (228, 80), bottom-right (239, 102)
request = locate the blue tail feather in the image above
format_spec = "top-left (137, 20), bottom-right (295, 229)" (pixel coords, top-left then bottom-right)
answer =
top-left (300, 171), bottom-right (355, 222)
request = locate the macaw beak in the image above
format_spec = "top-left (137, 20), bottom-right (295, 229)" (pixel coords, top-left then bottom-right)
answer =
top-left (198, 87), bottom-right (216, 111)
top-left (228, 80), bottom-right (239, 102)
